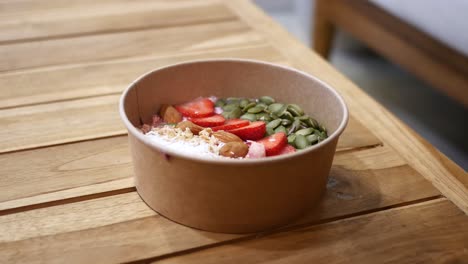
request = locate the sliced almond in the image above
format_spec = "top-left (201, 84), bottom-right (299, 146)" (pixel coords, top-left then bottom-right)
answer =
top-left (219, 142), bottom-right (249, 158)
top-left (176, 121), bottom-right (204, 135)
top-left (212, 131), bottom-right (243, 143)
top-left (160, 104), bottom-right (182, 123)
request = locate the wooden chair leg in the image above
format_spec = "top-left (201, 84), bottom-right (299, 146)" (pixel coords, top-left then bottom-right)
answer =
top-left (313, 0), bottom-right (335, 58)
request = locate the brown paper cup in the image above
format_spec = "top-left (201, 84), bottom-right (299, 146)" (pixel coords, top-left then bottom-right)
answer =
top-left (119, 59), bottom-right (348, 233)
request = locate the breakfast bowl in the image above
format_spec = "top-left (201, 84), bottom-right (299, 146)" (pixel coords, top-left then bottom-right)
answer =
top-left (119, 59), bottom-right (348, 233)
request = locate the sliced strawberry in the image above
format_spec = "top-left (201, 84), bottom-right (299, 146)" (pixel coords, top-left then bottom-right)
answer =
top-left (212, 119), bottom-right (250, 131)
top-left (227, 121), bottom-right (266, 140)
top-left (175, 97), bottom-right (214, 118)
top-left (278, 144), bottom-right (296, 155)
top-left (256, 132), bottom-right (287, 156)
top-left (190, 114), bottom-right (225, 127)
top-left (152, 115), bottom-right (163, 127)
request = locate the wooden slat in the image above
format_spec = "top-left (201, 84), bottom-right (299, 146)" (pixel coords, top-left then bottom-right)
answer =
top-left (0, 0), bottom-right (235, 43)
top-left (337, 116), bottom-right (381, 151)
top-left (0, 94), bottom-right (122, 153)
top-left (224, 0), bottom-right (468, 214)
top-left (0, 192), bottom-right (156, 243)
top-left (0, 136), bottom-right (131, 210)
top-left (157, 199), bottom-right (468, 264)
top-left (0, 45), bottom-right (282, 109)
top-left (0, 146), bottom-right (440, 263)
top-left (0, 20), bottom-right (264, 72)
top-left (0, 0), bottom-right (160, 13)
top-left (0, 118), bottom-right (380, 212)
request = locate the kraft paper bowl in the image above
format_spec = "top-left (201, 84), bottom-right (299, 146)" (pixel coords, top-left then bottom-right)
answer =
top-left (119, 59), bottom-right (348, 233)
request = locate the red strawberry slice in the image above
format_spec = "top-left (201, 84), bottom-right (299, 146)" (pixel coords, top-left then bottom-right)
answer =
top-left (227, 121), bottom-right (266, 140)
top-left (190, 114), bottom-right (225, 127)
top-left (278, 144), bottom-right (296, 155)
top-left (175, 97), bottom-right (214, 118)
top-left (212, 119), bottom-right (249, 131)
top-left (256, 132), bottom-right (287, 156)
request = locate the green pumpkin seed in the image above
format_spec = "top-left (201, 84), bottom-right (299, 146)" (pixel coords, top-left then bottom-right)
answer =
top-left (287, 108), bottom-right (301, 117)
top-left (314, 130), bottom-right (324, 139)
top-left (226, 97), bottom-right (240, 104)
top-left (309, 117), bottom-right (319, 129)
top-left (281, 119), bottom-right (292, 126)
top-left (240, 113), bottom-right (257, 122)
top-left (269, 112), bottom-right (279, 120)
top-left (256, 113), bottom-right (271, 122)
top-left (256, 102), bottom-right (268, 108)
top-left (296, 115), bottom-right (310, 121)
top-left (230, 108), bottom-right (243, 118)
top-left (222, 108), bottom-right (242, 119)
top-left (317, 131), bottom-right (327, 141)
top-left (222, 103), bottom-right (239, 112)
top-left (266, 127), bottom-right (275, 136)
top-left (242, 102), bottom-right (256, 112)
top-left (274, 125), bottom-right (287, 134)
top-left (274, 105), bottom-right (288, 116)
top-left (231, 108), bottom-right (242, 119)
top-left (266, 119), bottom-right (282, 129)
top-left (281, 111), bottom-right (294, 121)
top-left (287, 104), bottom-right (304, 116)
top-left (288, 119), bottom-right (301, 134)
top-left (300, 121), bottom-right (309, 128)
top-left (221, 111), bottom-right (231, 119)
top-left (215, 99), bottom-right (226, 107)
top-left (320, 124), bottom-right (327, 133)
top-left (306, 134), bottom-right (319, 144)
top-left (259, 96), bottom-right (275, 105)
top-left (295, 134), bottom-right (310, 149)
top-left (247, 105), bottom-right (265, 114)
top-left (296, 128), bottom-right (315, 136)
top-left (267, 103), bottom-right (284, 113)
top-left (287, 134), bottom-right (296, 145)
top-left (239, 99), bottom-right (249, 108)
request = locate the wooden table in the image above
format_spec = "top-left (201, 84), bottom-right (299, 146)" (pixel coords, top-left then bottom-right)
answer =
top-left (1, 1), bottom-right (467, 263)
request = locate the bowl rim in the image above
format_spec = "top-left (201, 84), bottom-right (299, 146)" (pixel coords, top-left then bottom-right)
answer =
top-left (119, 58), bottom-right (349, 165)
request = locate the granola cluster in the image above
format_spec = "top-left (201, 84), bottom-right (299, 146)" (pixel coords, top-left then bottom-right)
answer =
top-left (148, 125), bottom-right (223, 155)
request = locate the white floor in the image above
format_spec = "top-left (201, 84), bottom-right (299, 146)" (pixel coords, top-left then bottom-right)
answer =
top-left (255, 0), bottom-right (468, 170)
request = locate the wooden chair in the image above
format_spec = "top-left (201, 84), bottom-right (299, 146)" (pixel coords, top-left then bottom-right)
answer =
top-left (313, 0), bottom-right (468, 107)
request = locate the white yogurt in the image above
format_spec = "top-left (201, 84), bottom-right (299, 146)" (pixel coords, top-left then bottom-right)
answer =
top-left (144, 125), bottom-right (226, 159)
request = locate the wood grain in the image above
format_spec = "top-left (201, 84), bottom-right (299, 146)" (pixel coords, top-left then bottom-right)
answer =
top-left (0, 20), bottom-right (264, 72)
top-left (0, 192), bottom-right (155, 242)
top-left (157, 199), bottom-right (468, 264)
top-left (0, 119), bottom-right (380, 212)
top-left (0, 146), bottom-right (439, 263)
top-left (0, 0), bottom-right (235, 43)
top-left (224, 0), bottom-right (468, 214)
top-left (0, 44), bottom-right (282, 109)
top-left (0, 95), bottom-right (123, 153)
top-left (337, 117), bottom-right (381, 151)
top-left (0, 136), bottom-right (131, 208)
